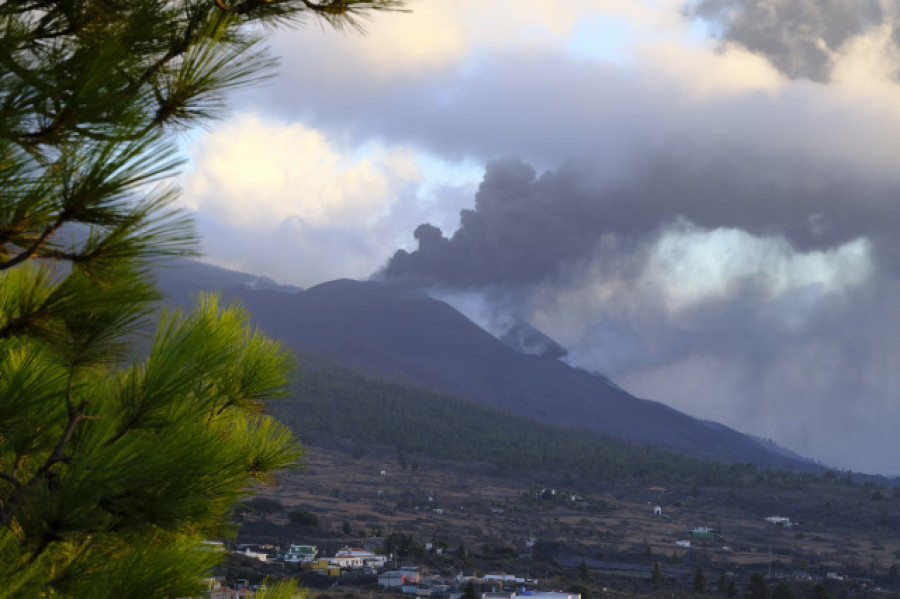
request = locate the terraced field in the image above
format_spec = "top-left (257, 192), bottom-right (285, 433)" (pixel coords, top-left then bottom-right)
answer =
top-left (233, 445), bottom-right (900, 597)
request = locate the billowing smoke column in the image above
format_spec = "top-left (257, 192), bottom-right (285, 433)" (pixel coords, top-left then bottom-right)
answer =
top-left (379, 149), bottom-right (900, 475)
top-left (383, 152), bottom-right (900, 289)
top-left (368, 0), bottom-right (900, 475)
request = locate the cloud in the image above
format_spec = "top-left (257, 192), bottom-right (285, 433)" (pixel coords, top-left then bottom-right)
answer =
top-left (180, 113), bottom-right (476, 287)
top-left (381, 152), bottom-right (900, 286)
top-left (688, 0), bottom-right (900, 82)
top-left (378, 149), bottom-right (900, 473)
top-left (182, 113), bottom-right (417, 228)
top-left (181, 1), bottom-right (900, 473)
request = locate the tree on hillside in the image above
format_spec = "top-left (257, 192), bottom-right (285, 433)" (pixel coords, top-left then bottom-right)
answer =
top-left (809, 583), bottom-right (831, 599)
top-left (650, 562), bottom-right (663, 589)
top-left (693, 565), bottom-right (707, 593)
top-left (746, 572), bottom-right (768, 599)
top-left (0, 0), bottom-right (403, 596)
top-left (770, 581), bottom-right (795, 599)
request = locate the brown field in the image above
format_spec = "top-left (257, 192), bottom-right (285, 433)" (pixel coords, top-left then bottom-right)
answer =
top-left (232, 446), bottom-right (900, 597)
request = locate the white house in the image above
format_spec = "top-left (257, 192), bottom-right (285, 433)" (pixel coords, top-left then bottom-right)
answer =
top-left (520, 592), bottom-right (581, 599)
top-left (484, 574), bottom-right (526, 584)
top-left (333, 546), bottom-right (387, 569)
top-left (765, 516), bottom-right (791, 527)
top-left (235, 547), bottom-right (268, 562)
top-left (284, 544), bottom-right (317, 563)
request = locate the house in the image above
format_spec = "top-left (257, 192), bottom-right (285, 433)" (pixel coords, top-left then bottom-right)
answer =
top-left (379, 567), bottom-right (421, 589)
top-left (234, 547), bottom-right (268, 562)
top-left (484, 574), bottom-right (526, 584)
top-left (485, 592), bottom-right (580, 599)
top-left (309, 558), bottom-right (341, 577)
top-left (333, 545), bottom-right (387, 569)
top-left (765, 516), bottom-right (792, 527)
top-left (521, 592), bottom-right (581, 599)
top-left (284, 544), bottom-right (317, 563)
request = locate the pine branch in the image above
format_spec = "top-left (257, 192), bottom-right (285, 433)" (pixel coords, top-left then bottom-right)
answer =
top-left (0, 218), bottom-right (64, 271)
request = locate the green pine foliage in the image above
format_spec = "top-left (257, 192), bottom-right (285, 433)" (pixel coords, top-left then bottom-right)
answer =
top-left (0, 292), bottom-right (302, 595)
top-left (0, 0), bottom-right (403, 595)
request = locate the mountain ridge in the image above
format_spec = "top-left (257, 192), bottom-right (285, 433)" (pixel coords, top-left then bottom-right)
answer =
top-left (154, 260), bottom-right (814, 470)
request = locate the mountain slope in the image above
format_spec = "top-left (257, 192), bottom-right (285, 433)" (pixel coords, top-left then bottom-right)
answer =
top-left (152, 263), bottom-right (808, 468)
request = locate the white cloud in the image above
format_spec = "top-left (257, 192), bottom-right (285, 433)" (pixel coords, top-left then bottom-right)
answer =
top-left (182, 113), bottom-right (419, 229)
top-left (180, 113), bottom-right (477, 287)
top-left (642, 222), bottom-right (873, 312)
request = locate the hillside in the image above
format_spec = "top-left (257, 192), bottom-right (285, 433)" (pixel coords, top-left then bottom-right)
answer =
top-left (232, 444), bottom-right (900, 598)
top-left (273, 352), bottom-right (813, 487)
top-left (153, 264), bottom-right (811, 468)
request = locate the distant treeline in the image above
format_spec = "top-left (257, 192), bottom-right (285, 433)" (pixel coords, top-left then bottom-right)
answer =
top-left (272, 352), bottom-right (819, 489)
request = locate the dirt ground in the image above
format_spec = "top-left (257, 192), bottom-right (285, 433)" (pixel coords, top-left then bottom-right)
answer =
top-left (235, 446), bottom-right (900, 597)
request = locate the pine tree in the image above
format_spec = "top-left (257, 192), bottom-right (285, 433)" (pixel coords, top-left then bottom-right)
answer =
top-left (746, 572), bottom-right (768, 599)
top-left (0, 0), bottom-right (403, 596)
top-left (693, 565), bottom-right (707, 593)
top-left (809, 583), bottom-right (831, 599)
top-left (579, 559), bottom-right (589, 580)
top-left (650, 562), bottom-right (663, 589)
top-left (726, 579), bottom-right (738, 598)
top-left (771, 581), bottom-right (795, 599)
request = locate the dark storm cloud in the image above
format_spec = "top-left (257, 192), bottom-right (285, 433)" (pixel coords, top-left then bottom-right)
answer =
top-left (378, 149), bottom-right (900, 473)
top-left (688, 0), bottom-right (898, 82)
top-left (381, 150), bottom-right (900, 289)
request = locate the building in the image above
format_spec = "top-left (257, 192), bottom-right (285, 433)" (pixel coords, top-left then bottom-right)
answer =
top-left (333, 545), bottom-right (387, 569)
top-left (284, 544), bottom-right (317, 563)
top-left (234, 547), bottom-right (268, 562)
top-left (765, 516), bottom-right (792, 527)
top-left (309, 558), bottom-right (341, 577)
top-left (379, 567), bottom-right (421, 589)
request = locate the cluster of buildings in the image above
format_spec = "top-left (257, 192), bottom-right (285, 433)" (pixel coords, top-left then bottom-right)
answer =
top-left (232, 543), bottom-right (388, 573)
top-left (377, 569), bottom-right (584, 599)
top-left (216, 542), bottom-right (580, 599)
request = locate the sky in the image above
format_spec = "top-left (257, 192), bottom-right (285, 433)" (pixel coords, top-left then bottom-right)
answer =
top-left (179, 0), bottom-right (900, 475)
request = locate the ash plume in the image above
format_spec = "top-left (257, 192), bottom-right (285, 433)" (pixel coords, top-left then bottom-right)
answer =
top-left (383, 151), bottom-right (900, 290)
top-left (378, 148), bottom-right (900, 474)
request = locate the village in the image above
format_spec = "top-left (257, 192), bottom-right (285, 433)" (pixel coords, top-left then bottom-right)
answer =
top-left (193, 448), bottom-right (900, 599)
top-left (202, 541), bottom-right (577, 599)
top-left (203, 527), bottom-right (897, 599)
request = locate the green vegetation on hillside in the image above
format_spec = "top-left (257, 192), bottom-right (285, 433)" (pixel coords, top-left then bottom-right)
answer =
top-left (275, 353), bottom-right (819, 488)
